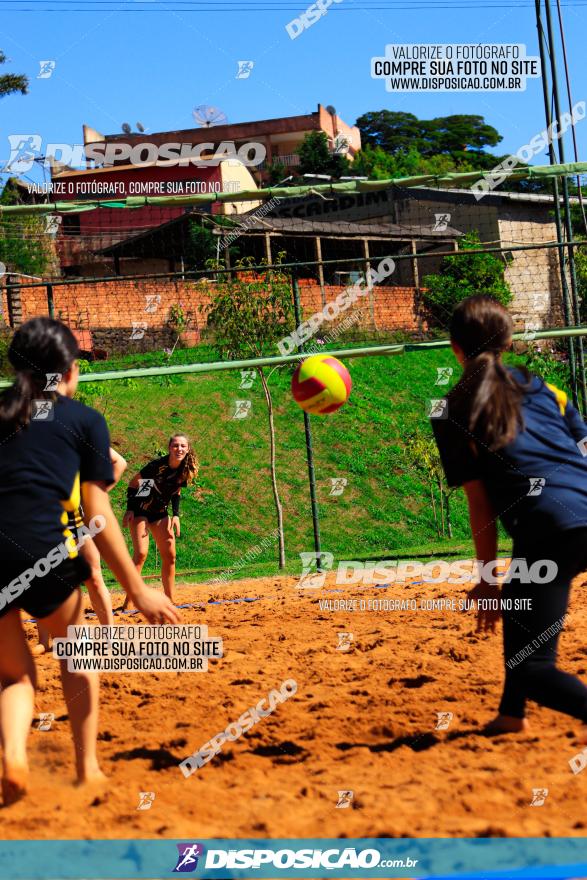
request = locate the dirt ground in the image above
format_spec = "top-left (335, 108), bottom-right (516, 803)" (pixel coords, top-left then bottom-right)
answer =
top-left (3, 567), bottom-right (587, 842)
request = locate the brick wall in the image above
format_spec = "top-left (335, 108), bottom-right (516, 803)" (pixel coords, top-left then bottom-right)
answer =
top-left (6, 277), bottom-right (425, 355)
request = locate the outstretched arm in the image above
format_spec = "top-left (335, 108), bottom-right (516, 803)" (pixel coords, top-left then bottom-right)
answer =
top-left (109, 447), bottom-right (127, 489)
top-left (463, 479), bottom-right (500, 633)
top-left (82, 480), bottom-right (179, 623)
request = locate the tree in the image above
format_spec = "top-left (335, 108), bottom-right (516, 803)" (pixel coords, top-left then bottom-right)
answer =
top-left (355, 110), bottom-right (502, 164)
top-left (352, 144), bottom-right (473, 180)
top-left (184, 221), bottom-right (218, 270)
top-left (0, 50), bottom-right (28, 98)
top-left (0, 178), bottom-right (53, 277)
top-left (266, 160), bottom-right (287, 186)
top-left (403, 431), bottom-right (453, 538)
top-left (575, 240), bottom-right (587, 321)
top-left (202, 256), bottom-right (296, 568)
top-left (421, 231), bottom-right (512, 326)
top-left (296, 131), bottom-right (350, 178)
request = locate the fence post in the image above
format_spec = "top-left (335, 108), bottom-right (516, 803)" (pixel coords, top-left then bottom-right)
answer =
top-left (542, 0), bottom-right (587, 414)
top-left (291, 272), bottom-right (323, 572)
top-left (535, 0), bottom-right (581, 410)
top-left (47, 283), bottom-right (55, 318)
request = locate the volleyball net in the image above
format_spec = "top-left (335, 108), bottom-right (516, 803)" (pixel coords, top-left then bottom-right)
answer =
top-left (2, 167), bottom-right (587, 582)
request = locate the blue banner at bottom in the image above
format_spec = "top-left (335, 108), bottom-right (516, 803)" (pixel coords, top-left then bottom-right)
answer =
top-left (0, 839), bottom-right (586, 879)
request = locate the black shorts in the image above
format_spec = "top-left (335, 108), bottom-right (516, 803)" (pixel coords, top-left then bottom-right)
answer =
top-left (0, 554), bottom-right (91, 620)
top-left (135, 508), bottom-right (170, 524)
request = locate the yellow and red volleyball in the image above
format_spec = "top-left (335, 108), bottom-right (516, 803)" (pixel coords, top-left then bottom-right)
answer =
top-left (291, 355), bottom-right (352, 415)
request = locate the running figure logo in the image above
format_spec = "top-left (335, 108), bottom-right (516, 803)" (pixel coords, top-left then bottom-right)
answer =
top-left (32, 400), bottom-right (54, 421)
top-left (236, 61), bottom-right (254, 79)
top-left (136, 791), bottom-right (156, 811)
top-left (527, 477), bottom-right (546, 497)
top-left (239, 370), bottom-right (256, 389)
top-left (435, 367), bottom-right (453, 386)
top-left (37, 713), bottom-right (54, 731)
top-left (44, 373), bottom-right (62, 391)
top-left (428, 399), bottom-right (448, 419)
top-left (435, 711), bottom-right (453, 730)
top-left (337, 632), bottom-right (353, 652)
top-left (136, 479), bottom-right (155, 498)
top-left (329, 477), bottom-right (348, 496)
top-left (4, 135), bottom-right (43, 173)
top-left (336, 790), bottom-right (354, 809)
top-left (37, 60), bottom-right (56, 79)
top-left (173, 843), bottom-right (204, 873)
top-left (433, 213), bottom-right (451, 232)
top-left (529, 788), bottom-right (549, 806)
top-left (130, 321), bottom-right (148, 340)
top-left (298, 551), bottom-right (334, 589)
top-left (233, 400), bottom-right (252, 419)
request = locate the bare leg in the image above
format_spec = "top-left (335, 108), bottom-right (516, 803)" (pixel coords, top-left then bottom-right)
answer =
top-left (121, 517), bottom-right (149, 611)
top-left (150, 517), bottom-right (177, 605)
top-left (80, 536), bottom-right (113, 626)
top-left (0, 609), bottom-right (36, 805)
top-left (41, 590), bottom-right (104, 785)
top-left (33, 622), bottom-right (52, 656)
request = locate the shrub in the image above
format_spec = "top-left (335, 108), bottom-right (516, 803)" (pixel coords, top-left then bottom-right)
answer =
top-left (422, 231), bottom-right (512, 327)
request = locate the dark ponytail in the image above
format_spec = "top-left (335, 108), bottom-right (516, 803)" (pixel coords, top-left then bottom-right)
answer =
top-left (450, 295), bottom-right (530, 451)
top-left (0, 317), bottom-right (79, 437)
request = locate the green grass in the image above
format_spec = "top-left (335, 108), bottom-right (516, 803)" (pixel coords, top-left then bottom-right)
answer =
top-left (71, 341), bottom-right (573, 583)
top-left (4, 340), bottom-right (574, 583)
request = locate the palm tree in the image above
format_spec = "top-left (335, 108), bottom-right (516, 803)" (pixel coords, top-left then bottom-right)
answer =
top-left (0, 51), bottom-right (28, 98)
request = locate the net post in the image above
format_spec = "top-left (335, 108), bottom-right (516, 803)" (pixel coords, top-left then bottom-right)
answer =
top-left (46, 283), bottom-right (55, 318)
top-left (543, 0), bottom-right (587, 413)
top-left (291, 270), bottom-right (323, 573)
top-left (535, 0), bottom-right (580, 408)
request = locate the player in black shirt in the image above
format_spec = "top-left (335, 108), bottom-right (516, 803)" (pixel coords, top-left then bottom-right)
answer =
top-left (431, 295), bottom-right (587, 738)
top-left (122, 434), bottom-right (199, 607)
top-left (0, 317), bottom-right (178, 806)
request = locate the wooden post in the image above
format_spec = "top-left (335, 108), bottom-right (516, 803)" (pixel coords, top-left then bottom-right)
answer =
top-left (410, 239), bottom-right (420, 290)
top-left (264, 232), bottom-right (272, 265)
top-left (315, 236), bottom-right (326, 305)
top-left (363, 238), bottom-right (375, 325)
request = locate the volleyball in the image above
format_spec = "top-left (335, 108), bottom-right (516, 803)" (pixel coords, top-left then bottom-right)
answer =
top-left (291, 355), bottom-right (352, 415)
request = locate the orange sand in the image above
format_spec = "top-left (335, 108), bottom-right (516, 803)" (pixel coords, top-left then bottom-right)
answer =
top-left (2, 572), bottom-right (587, 840)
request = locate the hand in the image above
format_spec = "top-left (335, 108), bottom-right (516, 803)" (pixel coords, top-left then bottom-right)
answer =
top-left (122, 510), bottom-right (134, 529)
top-left (467, 580), bottom-right (501, 634)
top-left (171, 516), bottom-right (181, 538)
top-left (132, 587), bottom-right (180, 623)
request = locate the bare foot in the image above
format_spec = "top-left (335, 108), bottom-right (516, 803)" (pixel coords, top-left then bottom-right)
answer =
top-left (2, 766), bottom-right (29, 806)
top-left (484, 714), bottom-right (530, 734)
top-left (75, 769), bottom-right (108, 788)
top-left (32, 644), bottom-right (48, 656)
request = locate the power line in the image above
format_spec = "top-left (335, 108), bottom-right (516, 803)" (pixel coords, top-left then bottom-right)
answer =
top-left (3, 0), bottom-right (587, 8)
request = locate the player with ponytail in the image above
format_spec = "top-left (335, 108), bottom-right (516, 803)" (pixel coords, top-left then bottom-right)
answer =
top-left (122, 434), bottom-right (199, 607)
top-left (432, 295), bottom-right (587, 737)
top-left (0, 317), bottom-right (178, 805)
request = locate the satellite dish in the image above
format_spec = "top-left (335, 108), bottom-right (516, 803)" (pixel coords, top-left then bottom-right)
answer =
top-left (136, 122), bottom-right (145, 133)
top-left (192, 105), bottom-right (228, 127)
top-left (121, 122), bottom-right (132, 134)
top-left (325, 105), bottom-right (337, 116)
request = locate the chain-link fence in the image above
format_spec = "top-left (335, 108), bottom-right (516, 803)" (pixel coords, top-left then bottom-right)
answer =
top-left (1, 178), bottom-right (586, 581)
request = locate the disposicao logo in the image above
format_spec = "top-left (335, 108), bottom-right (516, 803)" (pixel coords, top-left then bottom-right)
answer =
top-left (173, 843), bottom-right (204, 873)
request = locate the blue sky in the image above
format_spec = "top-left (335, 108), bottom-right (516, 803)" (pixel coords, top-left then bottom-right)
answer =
top-left (1, 0), bottom-right (586, 184)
